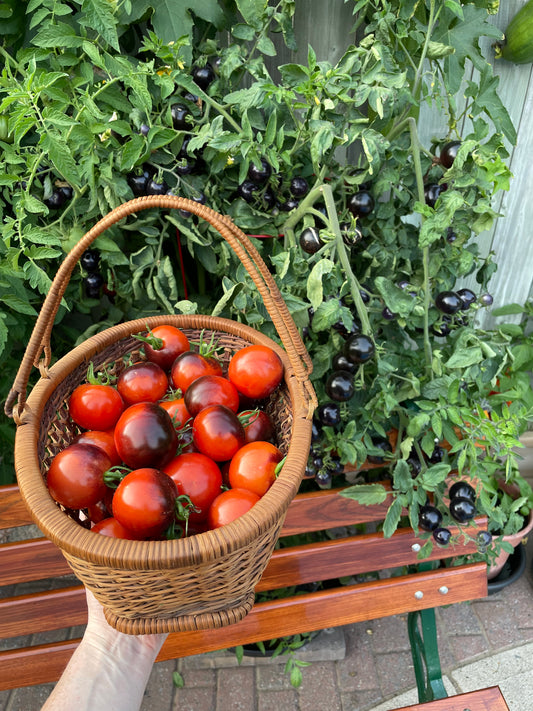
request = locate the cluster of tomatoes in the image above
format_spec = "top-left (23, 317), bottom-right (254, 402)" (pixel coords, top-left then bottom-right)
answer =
top-left (46, 325), bottom-right (285, 541)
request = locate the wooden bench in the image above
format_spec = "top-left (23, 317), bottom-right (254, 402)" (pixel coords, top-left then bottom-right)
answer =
top-left (0, 479), bottom-right (507, 709)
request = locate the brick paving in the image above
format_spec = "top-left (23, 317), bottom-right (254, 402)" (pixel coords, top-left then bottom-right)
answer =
top-left (1, 539), bottom-right (532, 711)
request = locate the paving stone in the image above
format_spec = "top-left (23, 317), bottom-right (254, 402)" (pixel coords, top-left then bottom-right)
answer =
top-left (256, 665), bottom-right (294, 691)
top-left (340, 688), bottom-right (384, 711)
top-left (374, 650), bottom-right (414, 698)
top-left (436, 599), bottom-right (484, 636)
top-left (5, 683), bottom-right (54, 711)
top-left (367, 614), bottom-right (411, 654)
top-left (141, 659), bottom-right (176, 711)
top-left (172, 685), bottom-right (216, 711)
top-left (445, 633), bottom-right (489, 663)
top-left (216, 667), bottom-right (255, 711)
top-left (298, 661), bottom-right (341, 711)
top-left (338, 623), bottom-right (380, 692)
top-left (257, 688), bottom-right (299, 711)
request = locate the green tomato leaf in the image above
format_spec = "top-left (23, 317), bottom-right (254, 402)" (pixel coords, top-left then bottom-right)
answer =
top-left (340, 484), bottom-right (389, 506)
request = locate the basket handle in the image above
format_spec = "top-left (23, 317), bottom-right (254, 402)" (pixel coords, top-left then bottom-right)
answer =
top-left (5, 195), bottom-right (316, 420)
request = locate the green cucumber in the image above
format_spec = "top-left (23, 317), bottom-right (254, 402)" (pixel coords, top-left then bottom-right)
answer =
top-left (498, 0), bottom-right (533, 64)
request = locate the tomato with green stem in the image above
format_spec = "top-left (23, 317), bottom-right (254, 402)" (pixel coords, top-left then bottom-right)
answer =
top-left (133, 325), bottom-right (190, 371)
top-left (112, 468), bottom-right (179, 539)
top-left (69, 365), bottom-right (124, 431)
top-left (170, 350), bottom-right (223, 393)
top-left (163, 452), bottom-right (222, 521)
top-left (228, 441), bottom-right (283, 497)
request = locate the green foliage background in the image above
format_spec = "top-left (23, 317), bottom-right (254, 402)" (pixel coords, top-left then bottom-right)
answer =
top-left (0, 0), bottom-right (531, 551)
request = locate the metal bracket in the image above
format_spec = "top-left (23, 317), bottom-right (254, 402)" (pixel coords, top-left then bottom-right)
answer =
top-left (407, 562), bottom-right (447, 702)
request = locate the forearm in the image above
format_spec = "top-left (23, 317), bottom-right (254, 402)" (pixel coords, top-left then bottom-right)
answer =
top-left (41, 591), bottom-right (167, 711)
top-left (41, 630), bottom-right (163, 711)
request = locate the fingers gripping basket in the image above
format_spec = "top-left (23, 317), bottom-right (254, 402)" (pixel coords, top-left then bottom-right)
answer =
top-left (5, 196), bottom-right (317, 634)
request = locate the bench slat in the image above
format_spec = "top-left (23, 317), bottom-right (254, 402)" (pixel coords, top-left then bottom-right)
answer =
top-left (393, 685), bottom-right (509, 710)
top-left (0, 523), bottom-right (485, 639)
top-left (0, 562), bottom-right (487, 691)
top-left (0, 485), bottom-right (33, 529)
top-left (0, 538), bottom-right (70, 585)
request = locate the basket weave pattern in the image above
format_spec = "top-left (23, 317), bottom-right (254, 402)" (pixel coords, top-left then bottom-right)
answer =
top-left (6, 197), bottom-right (316, 634)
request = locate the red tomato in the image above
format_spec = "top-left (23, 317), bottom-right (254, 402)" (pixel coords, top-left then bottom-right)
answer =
top-left (228, 441), bottom-right (283, 496)
top-left (141, 325), bottom-right (190, 371)
top-left (228, 345), bottom-right (283, 400)
top-left (91, 517), bottom-right (140, 539)
top-left (163, 452), bottom-right (223, 521)
top-left (170, 351), bottom-right (222, 393)
top-left (159, 397), bottom-right (191, 430)
top-left (207, 488), bottom-right (260, 529)
top-left (117, 361), bottom-right (169, 405)
top-left (69, 383), bottom-right (124, 431)
top-left (112, 468), bottom-right (178, 539)
top-left (73, 430), bottom-right (121, 466)
top-left (184, 375), bottom-right (240, 416)
top-left (47, 443), bottom-right (110, 509)
top-left (87, 489), bottom-right (115, 523)
top-left (240, 409), bottom-right (274, 443)
top-left (114, 403), bottom-right (178, 469)
top-left (192, 405), bottom-right (245, 462)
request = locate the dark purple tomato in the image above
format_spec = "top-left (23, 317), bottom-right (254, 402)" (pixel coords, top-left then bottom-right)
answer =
top-left (290, 176), bottom-right (309, 197)
top-left (315, 401), bottom-right (341, 427)
top-left (80, 249), bottom-right (100, 273)
top-left (448, 481), bottom-right (476, 502)
top-left (280, 198), bottom-right (299, 212)
top-left (419, 505), bottom-right (443, 532)
top-left (435, 291), bottom-right (463, 314)
top-left (44, 189), bottom-right (68, 209)
top-left (146, 178), bottom-right (168, 195)
top-left (84, 272), bottom-right (104, 298)
top-left (424, 183), bottom-right (446, 207)
top-left (479, 293), bottom-right (494, 307)
top-left (449, 496), bottom-right (476, 523)
top-left (440, 140), bottom-right (461, 169)
top-left (248, 158), bottom-right (271, 185)
top-left (171, 103), bottom-right (192, 130)
top-left (457, 288), bottom-right (476, 310)
top-left (347, 191), bottom-right (374, 217)
top-left (332, 352), bottom-right (357, 373)
top-left (192, 63), bottom-right (215, 90)
top-left (433, 527), bottom-right (452, 546)
top-left (114, 403), bottom-right (178, 469)
top-left (128, 173), bottom-right (147, 196)
top-left (344, 333), bottom-right (375, 364)
top-left (325, 370), bottom-right (354, 402)
top-left (299, 227), bottom-right (322, 254)
top-left (237, 180), bottom-right (258, 202)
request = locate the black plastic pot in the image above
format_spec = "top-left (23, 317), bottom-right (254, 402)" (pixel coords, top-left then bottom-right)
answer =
top-left (487, 542), bottom-right (527, 595)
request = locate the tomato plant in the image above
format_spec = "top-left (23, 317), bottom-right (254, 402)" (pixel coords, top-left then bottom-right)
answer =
top-left (46, 443), bottom-right (110, 509)
top-left (112, 468), bottom-right (178, 539)
top-left (114, 403), bottom-right (178, 469)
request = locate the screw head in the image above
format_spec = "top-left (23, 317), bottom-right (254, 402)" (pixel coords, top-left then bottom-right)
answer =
top-left (411, 543), bottom-right (421, 552)
top-left (414, 590), bottom-right (424, 600)
top-left (439, 586), bottom-right (449, 595)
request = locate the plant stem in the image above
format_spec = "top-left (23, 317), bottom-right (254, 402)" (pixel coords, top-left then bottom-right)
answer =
top-left (408, 117), bottom-right (433, 378)
top-left (320, 183), bottom-right (373, 338)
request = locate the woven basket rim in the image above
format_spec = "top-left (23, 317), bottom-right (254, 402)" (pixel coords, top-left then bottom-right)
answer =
top-left (15, 313), bottom-right (312, 569)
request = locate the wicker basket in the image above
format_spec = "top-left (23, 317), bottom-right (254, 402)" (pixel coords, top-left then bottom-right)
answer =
top-left (5, 196), bottom-right (317, 634)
